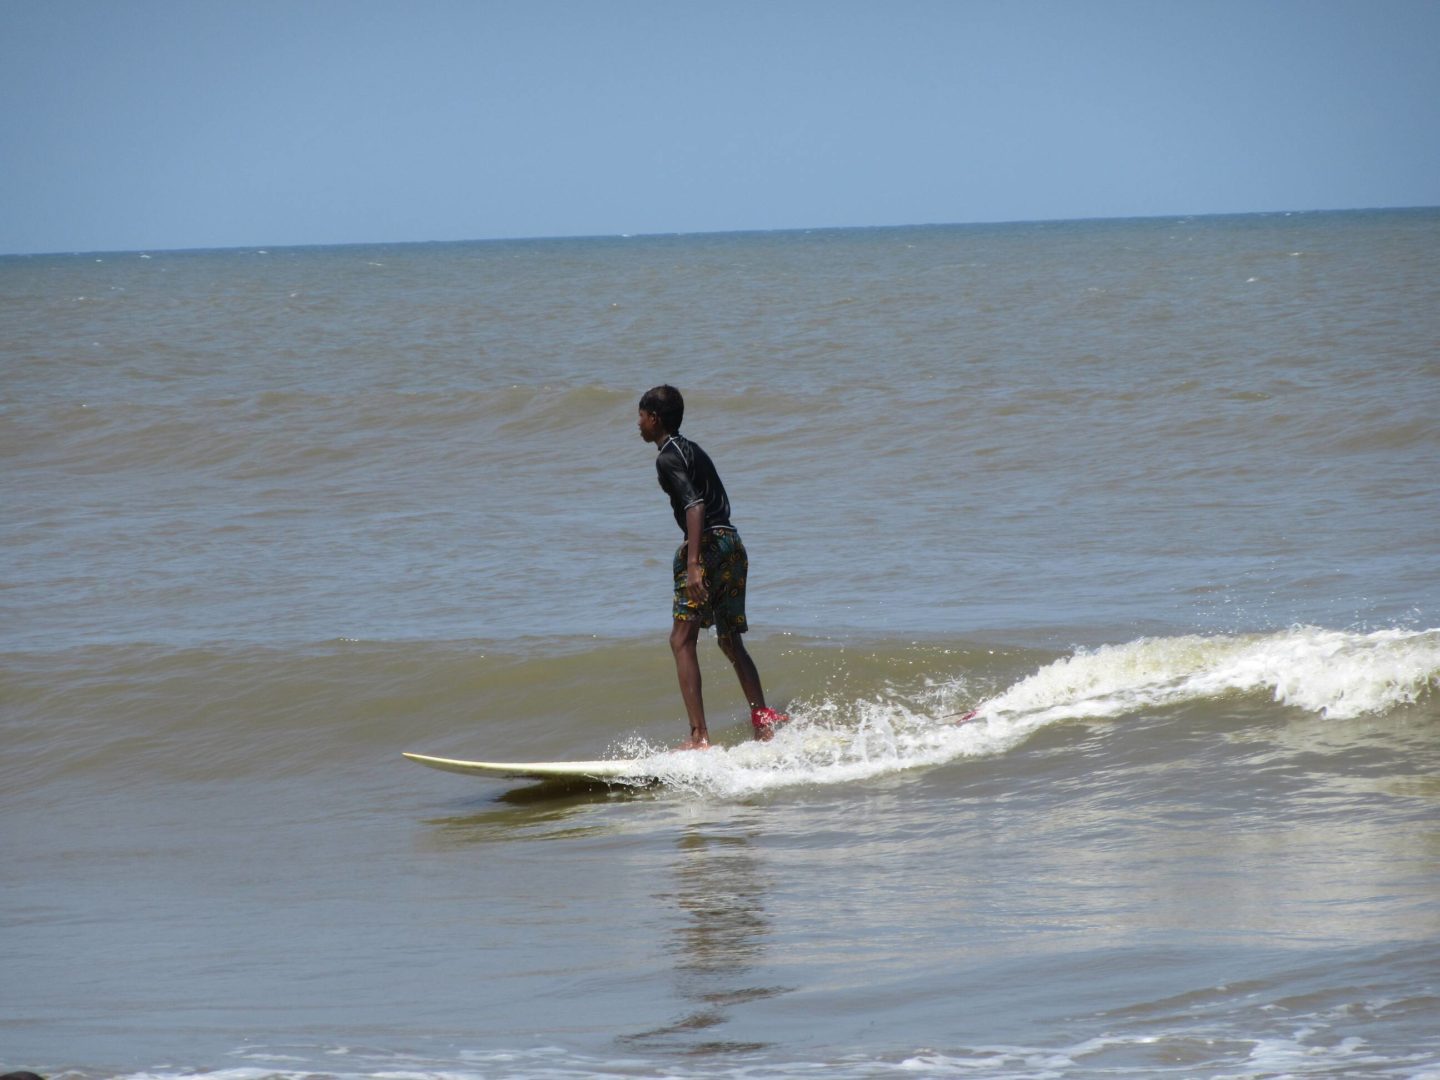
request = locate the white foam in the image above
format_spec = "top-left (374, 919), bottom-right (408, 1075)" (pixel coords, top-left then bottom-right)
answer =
top-left (618, 627), bottom-right (1438, 797)
top-left (104, 1016), bottom-right (1440, 1080)
top-left (618, 693), bottom-right (1048, 799)
top-left (988, 626), bottom-right (1440, 723)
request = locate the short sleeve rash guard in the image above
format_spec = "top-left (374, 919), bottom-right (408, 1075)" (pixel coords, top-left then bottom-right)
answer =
top-left (655, 434), bottom-right (733, 534)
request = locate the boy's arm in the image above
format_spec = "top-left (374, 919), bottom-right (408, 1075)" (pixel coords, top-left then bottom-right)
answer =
top-left (685, 502), bottom-right (708, 603)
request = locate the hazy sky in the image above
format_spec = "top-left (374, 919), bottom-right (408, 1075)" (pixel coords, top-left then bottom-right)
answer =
top-left (3, 0), bottom-right (1438, 254)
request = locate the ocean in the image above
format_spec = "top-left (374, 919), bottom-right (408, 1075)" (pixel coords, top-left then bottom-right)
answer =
top-left (2, 209), bottom-right (1438, 1079)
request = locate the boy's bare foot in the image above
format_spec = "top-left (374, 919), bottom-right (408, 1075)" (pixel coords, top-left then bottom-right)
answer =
top-left (675, 737), bottom-right (710, 751)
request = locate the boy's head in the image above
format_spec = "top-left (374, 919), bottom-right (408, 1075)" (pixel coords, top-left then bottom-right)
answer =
top-left (639, 384), bottom-right (684, 434)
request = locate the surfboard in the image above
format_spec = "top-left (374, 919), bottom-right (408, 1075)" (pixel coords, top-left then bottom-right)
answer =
top-left (404, 708), bottom-right (982, 783)
top-left (402, 751), bottom-right (653, 781)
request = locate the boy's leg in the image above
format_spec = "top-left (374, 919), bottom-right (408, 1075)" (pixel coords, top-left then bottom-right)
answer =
top-left (718, 633), bottom-right (786, 740)
top-left (670, 619), bottom-right (708, 747)
top-left (717, 632), bottom-right (765, 711)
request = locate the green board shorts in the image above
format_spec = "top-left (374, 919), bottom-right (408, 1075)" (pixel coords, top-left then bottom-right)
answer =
top-left (672, 528), bottom-right (749, 636)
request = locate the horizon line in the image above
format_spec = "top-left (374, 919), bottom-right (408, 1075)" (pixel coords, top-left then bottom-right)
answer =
top-left (4, 202), bottom-right (1436, 260)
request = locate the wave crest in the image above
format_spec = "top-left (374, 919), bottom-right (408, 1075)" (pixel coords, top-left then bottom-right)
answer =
top-left (608, 627), bottom-right (1439, 797)
top-left (988, 626), bottom-right (1439, 723)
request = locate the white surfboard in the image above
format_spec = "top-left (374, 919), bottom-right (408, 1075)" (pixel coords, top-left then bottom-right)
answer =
top-left (402, 751), bottom-right (653, 781)
top-left (404, 710), bottom-right (980, 784)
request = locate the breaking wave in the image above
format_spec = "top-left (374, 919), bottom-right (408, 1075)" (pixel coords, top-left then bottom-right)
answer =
top-left (612, 627), bottom-right (1439, 796)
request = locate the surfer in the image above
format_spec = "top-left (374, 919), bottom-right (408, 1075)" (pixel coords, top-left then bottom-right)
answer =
top-left (638, 384), bottom-right (787, 749)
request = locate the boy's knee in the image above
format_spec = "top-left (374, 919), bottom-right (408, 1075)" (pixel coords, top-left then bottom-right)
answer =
top-left (670, 621), bottom-right (699, 654)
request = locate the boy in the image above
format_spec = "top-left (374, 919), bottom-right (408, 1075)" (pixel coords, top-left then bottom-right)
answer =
top-left (637, 384), bottom-right (786, 749)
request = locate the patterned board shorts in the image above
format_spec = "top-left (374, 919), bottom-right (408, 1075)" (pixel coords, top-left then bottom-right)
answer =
top-left (672, 529), bottom-right (749, 636)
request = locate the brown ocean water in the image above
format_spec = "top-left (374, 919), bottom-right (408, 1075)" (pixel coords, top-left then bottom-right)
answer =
top-left (3, 211), bottom-right (1439, 1078)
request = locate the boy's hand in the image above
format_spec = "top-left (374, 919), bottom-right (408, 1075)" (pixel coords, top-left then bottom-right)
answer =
top-left (687, 563), bottom-right (707, 604)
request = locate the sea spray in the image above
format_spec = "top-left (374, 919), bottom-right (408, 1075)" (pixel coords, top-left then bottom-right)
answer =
top-left (986, 626), bottom-right (1440, 724)
top-left (607, 627), bottom-right (1439, 797)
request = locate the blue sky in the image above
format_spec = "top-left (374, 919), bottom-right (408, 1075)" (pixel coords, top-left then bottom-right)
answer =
top-left (2, 0), bottom-right (1438, 254)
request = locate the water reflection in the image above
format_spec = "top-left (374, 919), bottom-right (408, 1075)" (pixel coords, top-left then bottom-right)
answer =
top-left (414, 778), bottom-right (654, 848)
top-left (620, 823), bottom-right (792, 1055)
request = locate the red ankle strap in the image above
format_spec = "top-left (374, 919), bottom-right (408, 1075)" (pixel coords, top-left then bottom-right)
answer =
top-left (751, 706), bottom-right (784, 729)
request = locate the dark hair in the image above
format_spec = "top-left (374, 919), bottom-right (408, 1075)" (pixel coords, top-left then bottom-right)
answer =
top-left (639, 384), bottom-right (684, 432)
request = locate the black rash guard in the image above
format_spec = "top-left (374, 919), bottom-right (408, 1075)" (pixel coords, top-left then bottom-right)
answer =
top-left (655, 434), bottom-right (734, 534)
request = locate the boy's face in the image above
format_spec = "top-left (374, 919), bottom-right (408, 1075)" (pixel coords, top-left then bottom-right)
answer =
top-left (637, 408), bottom-right (664, 444)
